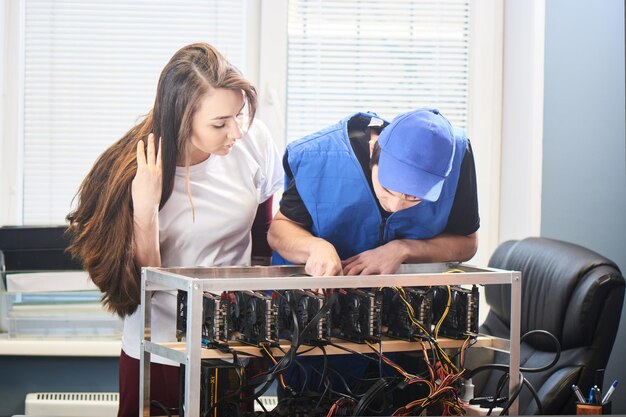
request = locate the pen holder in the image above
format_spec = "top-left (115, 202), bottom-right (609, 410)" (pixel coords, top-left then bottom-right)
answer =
top-left (576, 401), bottom-right (611, 415)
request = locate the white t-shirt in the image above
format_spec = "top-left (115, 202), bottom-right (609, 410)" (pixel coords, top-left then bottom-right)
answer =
top-left (122, 119), bottom-right (283, 365)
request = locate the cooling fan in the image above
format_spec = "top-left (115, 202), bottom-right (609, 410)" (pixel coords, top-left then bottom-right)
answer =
top-left (176, 290), bottom-right (228, 346)
top-left (225, 291), bottom-right (245, 342)
top-left (248, 295), bottom-right (265, 343)
top-left (225, 290), bottom-right (278, 346)
top-left (382, 287), bottom-right (433, 341)
top-left (332, 289), bottom-right (381, 343)
top-left (296, 295), bottom-right (310, 327)
top-left (431, 285), bottom-right (479, 339)
top-left (201, 292), bottom-right (227, 346)
top-left (278, 290), bottom-right (296, 336)
top-left (278, 289), bottom-right (330, 344)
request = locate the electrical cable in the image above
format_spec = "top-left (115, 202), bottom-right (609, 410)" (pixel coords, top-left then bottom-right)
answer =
top-left (289, 352), bottom-right (311, 396)
top-left (433, 285), bottom-right (451, 339)
top-left (467, 329), bottom-right (561, 377)
top-left (391, 286), bottom-right (433, 338)
top-left (484, 372), bottom-right (509, 416)
top-left (261, 287), bottom-right (336, 403)
top-left (378, 338), bottom-right (384, 379)
top-left (327, 341), bottom-right (380, 363)
top-left (149, 401), bottom-right (174, 417)
top-left (299, 289), bottom-right (337, 341)
top-left (363, 337), bottom-right (468, 416)
top-left (499, 373), bottom-right (525, 415)
top-left (316, 344), bottom-right (329, 393)
top-left (255, 396), bottom-right (269, 413)
top-left (522, 374), bottom-right (543, 415)
top-left (315, 370), bottom-right (332, 410)
top-left (313, 363), bottom-right (359, 398)
top-left (194, 279), bottom-right (478, 416)
top-left (466, 329), bottom-right (561, 415)
top-left (240, 290), bottom-right (304, 403)
top-left (351, 378), bottom-right (393, 416)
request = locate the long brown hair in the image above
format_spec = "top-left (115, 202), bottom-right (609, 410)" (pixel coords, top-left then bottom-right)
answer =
top-left (66, 43), bottom-right (257, 317)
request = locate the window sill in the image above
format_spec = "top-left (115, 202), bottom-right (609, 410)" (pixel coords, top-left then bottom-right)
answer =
top-left (0, 335), bottom-right (121, 357)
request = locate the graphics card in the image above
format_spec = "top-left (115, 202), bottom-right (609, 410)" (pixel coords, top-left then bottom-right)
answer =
top-left (431, 285), bottom-right (479, 339)
top-left (278, 289), bottom-right (331, 345)
top-left (331, 288), bottom-right (382, 343)
top-left (224, 290), bottom-right (279, 346)
top-left (382, 287), bottom-right (433, 340)
top-left (176, 290), bottom-right (228, 346)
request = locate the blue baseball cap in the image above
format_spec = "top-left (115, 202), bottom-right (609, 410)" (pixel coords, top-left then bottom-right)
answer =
top-left (377, 108), bottom-right (456, 202)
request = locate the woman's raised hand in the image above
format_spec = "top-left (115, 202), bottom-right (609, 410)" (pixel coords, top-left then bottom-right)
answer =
top-left (131, 133), bottom-right (163, 226)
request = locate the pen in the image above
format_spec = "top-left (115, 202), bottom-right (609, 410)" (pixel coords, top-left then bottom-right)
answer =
top-left (588, 386), bottom-right (596, 403)
top-left (572, 384), bottom-right (586, 403)
top-left (593, 385), bottom-right (601, 404)
top-left (602, 380), bottom-right (618, 404)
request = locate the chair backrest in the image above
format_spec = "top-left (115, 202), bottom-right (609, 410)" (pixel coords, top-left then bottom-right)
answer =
top-left (478, 237), bottom-right (625, 414)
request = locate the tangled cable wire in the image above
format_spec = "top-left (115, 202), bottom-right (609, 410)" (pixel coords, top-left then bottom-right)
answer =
top-left (466, 329), bottom-right (562, 415)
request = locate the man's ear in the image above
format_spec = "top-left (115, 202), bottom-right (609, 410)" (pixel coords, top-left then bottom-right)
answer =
top-left (369, 131), bottom-right (379, 157)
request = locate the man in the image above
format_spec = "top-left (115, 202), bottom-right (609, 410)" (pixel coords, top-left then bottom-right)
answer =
top-left (269, 108), bottom-right (479, 274)
top-left (267, 109), bottom-right (479, 400)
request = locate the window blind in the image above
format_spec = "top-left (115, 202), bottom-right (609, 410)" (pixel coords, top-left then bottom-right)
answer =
top-left (286, 0), bottom-right (469, 142)
top-left (22, 0), bottom-right (246, 224)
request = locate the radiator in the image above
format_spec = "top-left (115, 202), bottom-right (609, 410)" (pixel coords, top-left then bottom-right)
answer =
top-left (255, 395), bottom-right (278, 411)
top-left (25, 392), bottom-right (118, 417)
top-left (25, 392), bottom-right (275, 415)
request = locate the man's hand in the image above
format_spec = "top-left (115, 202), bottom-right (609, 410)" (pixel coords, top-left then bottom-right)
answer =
top-left (268, 211), bottom-right (344, 276)
top-left (305, 239), bottom-right (343, 276)
top-left (342, 241), bottom-right (406, 275)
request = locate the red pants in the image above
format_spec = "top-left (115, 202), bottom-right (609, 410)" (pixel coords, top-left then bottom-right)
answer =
top-left (117, 350), bottom-right (180, 417)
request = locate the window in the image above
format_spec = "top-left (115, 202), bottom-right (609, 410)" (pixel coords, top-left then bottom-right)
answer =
top-left (286, 0), bottom-right (470, 142)
top-left (2, 1), bottom-right (503, 266)
top-left (13, 0), bottom-right (246, 224)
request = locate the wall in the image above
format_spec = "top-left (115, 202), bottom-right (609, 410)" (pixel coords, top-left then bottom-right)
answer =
top-left (542, 0), bottom-right (626, 413)
top-left (0, 357), bottom-right (119, 416)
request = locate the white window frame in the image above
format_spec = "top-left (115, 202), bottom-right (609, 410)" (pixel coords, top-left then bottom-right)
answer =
top-left (1, 1), bottom-right (25, 226)
top-left (467, 0), bottom-right (504, 265)
top-left (499, 0), bottom-right (545, 243)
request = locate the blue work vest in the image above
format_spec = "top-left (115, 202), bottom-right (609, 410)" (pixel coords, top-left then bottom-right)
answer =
top-left (273, 112), bottom-right (467, 264)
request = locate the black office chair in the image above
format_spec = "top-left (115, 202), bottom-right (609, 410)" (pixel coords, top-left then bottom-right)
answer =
top-left (472, 237), bottom-right (625, 415)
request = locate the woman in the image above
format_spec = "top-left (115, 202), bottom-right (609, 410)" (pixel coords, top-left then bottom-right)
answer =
top-left (66, 43), bottom-right (282, 416)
